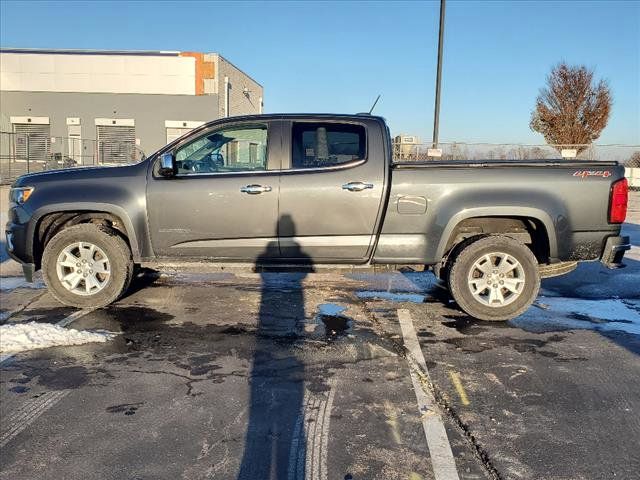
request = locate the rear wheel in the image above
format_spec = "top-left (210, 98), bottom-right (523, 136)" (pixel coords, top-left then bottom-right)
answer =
top-left (42, 224), bottom-right (133, 308)
top-left (448, 235), bottom-right (540, 321)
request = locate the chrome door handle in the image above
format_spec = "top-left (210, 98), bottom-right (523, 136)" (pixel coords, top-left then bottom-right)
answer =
top-left (240, 184), bottom-right (272, 194)
top-left (342, 181), bottom-right (374, 192)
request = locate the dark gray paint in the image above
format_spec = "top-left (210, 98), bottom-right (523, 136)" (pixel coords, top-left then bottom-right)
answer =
top-left (277, 117), bottom-right (387, 261)
top-left (146, 119), bottom-right (283, 260)
top-left (5, 114), bottom-right (627, 272)
top-left (9, 162), bottom-right (151, 262)
top-left (376, 164), bottom-right (623, 263)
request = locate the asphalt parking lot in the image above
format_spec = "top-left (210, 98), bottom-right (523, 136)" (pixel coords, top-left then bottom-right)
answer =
top-left (1, 192), bottom-right (639, 480)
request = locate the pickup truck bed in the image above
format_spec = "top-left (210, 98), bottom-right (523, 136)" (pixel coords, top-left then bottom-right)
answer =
top-left (379, 159), bottom-right (624, 265)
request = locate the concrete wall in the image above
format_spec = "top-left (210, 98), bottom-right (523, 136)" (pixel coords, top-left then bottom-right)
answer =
top-left (214, 55), bottom-right (264, 118)
top-left (0, 52), bottom-right (196, 95)
top-left (0, 90), bottom-right (219, 155)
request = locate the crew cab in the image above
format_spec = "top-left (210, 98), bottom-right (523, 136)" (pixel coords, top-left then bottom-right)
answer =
top-left (5, 114), bottom-right (630, 320)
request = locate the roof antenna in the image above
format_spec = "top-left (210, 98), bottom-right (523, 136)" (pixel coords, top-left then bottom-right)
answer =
top-left (368, 94), bottom-right (381, 114)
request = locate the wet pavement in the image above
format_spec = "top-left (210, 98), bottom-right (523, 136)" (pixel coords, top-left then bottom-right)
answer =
top-left (0, 193), bottom-right (639, 479)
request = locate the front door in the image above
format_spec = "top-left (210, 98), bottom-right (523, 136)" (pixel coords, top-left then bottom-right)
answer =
top-left (278, 120), bottom-right (386, 262)
top-left (147, 121), bottom-right (281, 261)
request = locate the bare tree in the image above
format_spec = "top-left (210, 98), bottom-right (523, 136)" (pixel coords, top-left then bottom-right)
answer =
top-left (530, 63), bottom-right (612, 154)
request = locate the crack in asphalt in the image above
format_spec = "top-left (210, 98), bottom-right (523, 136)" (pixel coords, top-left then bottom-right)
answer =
top-left (111, 368), bottom-right (246, 397)
top-left (0, 290), bottom-right (48, 325)
top-left (358, 299), bottom-right (503, 480)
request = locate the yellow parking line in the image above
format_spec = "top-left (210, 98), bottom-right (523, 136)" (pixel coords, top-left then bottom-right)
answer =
top-left (384, 400), bottom-right (402, 445)
top-left (448, 371), bottom-right (470, 406)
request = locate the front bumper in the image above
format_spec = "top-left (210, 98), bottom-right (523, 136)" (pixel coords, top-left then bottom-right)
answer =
top-left (5, 220), bottom-right (35, 282)
top-left (600, 235), bottom-right (631, 269)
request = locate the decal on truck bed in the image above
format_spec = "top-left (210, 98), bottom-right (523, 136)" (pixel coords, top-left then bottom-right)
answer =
top-left (573, 170), bottom-right (612, 179)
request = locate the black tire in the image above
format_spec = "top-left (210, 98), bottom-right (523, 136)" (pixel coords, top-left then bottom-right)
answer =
top-left (434, 236), bottom-right (482, 287)
top-left (42, 224), bottom-right (133, 308)
top-left (448, 235), bottom-right (540, 321)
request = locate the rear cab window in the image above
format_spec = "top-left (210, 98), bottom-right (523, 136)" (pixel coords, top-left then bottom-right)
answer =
top-left (291, 122), bottom-right (366, 169)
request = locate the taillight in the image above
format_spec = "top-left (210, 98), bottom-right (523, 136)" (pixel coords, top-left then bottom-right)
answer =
top-left (609, 178), bottom-right (628, 223)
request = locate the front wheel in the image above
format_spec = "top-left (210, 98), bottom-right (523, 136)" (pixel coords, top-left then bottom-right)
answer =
top-left (448, 236), bottom-right (540, 321)
top-left (42, 224), bottom-right (134, 308)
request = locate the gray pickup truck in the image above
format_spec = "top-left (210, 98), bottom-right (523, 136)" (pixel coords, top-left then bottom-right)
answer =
top-left (5, 114), bottom-right (631, 320)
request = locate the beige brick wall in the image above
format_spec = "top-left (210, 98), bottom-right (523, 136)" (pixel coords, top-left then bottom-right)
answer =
top-left (213, 55), bottom-right (263, 118)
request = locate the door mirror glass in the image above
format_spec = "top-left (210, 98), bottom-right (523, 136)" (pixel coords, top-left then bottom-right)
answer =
top-left (158, 152), bottom-right (176, 177)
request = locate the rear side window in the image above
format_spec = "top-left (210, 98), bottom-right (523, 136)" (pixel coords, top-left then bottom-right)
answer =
top-left (291, 123), bottom-right (366, 169)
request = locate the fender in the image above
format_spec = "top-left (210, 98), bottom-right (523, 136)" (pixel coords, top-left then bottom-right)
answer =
top-left (435, 206), bottom-right (559, 261)
top-left (27, 202), bottom-right (143, 261)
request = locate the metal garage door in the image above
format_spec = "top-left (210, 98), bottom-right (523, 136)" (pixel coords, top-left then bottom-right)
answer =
top-left (97, 125), bottom-right (136, 164)
top-left (12, 123), bottom-right (51, 162)
top-left (166, 127), bottom-right (192, 145)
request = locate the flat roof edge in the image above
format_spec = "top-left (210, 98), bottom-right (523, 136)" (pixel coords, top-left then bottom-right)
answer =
top-left (0, 47), bottom-right (183, 56)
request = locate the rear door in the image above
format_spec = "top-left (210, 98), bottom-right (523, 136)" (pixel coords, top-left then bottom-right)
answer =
top-left (146, 120), bottom-right (283, 261)
top-left (277, 119), bottom-right (386, 261)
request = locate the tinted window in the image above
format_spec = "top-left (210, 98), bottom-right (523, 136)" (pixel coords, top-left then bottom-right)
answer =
top-left (175, 125), bottom-right (268, 175)
top-left (291, 123), bottom-right (366, 169)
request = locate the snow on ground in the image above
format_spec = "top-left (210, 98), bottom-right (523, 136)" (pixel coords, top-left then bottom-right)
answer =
top-left (355, 291), bottom-right (427, 303)
top-left (0, 277), bottom-right (45, 291)
top-left (0, 322), bottom-right (116, 354)
top-left (511, 297), bottom-right (640, 335)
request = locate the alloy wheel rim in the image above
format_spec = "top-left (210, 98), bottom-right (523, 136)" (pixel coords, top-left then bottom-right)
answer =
top-left (55, 241), bottom-right (111, 296)
top-left (467, 252), bottom-right (525, 307)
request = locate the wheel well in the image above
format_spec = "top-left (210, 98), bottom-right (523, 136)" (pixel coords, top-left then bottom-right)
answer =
top-left (34, 211), bottom-right (130, 268)
top-left (443, 216), bottom-right (550, 264)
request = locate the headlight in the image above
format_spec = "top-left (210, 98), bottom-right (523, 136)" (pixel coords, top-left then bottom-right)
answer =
top-left (9, 186), bottom-right (35, 205)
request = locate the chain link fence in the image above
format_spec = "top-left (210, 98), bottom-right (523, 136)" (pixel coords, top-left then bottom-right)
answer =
top-left (1, 131), bottom-right (638, 185)
top-left (0, 131), bottom-right (146, 184)
top-left (392, 141), bottom-right (639, 164)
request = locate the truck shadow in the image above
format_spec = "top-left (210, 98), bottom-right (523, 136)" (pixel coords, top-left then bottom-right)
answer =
top-left (237, 214), bottom-right (312, 480)
top-left (442, 257), bottom-right (640, 356)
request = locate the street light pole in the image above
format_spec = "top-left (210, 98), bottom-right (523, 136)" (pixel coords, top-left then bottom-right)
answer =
top-left (432, 0), bottom-right (446, 148)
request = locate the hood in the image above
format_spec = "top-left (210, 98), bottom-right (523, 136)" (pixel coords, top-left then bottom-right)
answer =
top-left (12, 162), bottom-right (148, 188)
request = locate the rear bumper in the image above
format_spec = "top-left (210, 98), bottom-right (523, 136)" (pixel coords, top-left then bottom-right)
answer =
top-left (600, 235), bottom-right (630, 269)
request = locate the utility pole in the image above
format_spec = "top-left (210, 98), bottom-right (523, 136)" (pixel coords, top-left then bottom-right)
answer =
top-left (432, 0), bottom-right (446, 148)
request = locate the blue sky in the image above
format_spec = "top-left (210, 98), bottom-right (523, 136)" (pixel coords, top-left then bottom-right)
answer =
top-left (1, 0), bottom-right (638, 144)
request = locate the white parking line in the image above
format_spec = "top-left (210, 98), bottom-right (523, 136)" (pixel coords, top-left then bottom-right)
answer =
top-left (56, 308), bottom-right (96, 327)
top-left (398, 308), bottom-right (460, 480)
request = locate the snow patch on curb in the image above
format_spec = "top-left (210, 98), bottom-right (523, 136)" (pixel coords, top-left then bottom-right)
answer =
top-left (0, 322), bottom-right (116, 354)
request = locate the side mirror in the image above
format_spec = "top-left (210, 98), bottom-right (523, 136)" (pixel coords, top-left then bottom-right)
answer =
top-left (158, 152), bottom-right (176, 177)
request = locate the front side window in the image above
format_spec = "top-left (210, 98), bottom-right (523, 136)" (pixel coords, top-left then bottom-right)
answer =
top-left (175, 124), bottom-right (268, 175)
top-left (291, 123), bottom-right (366, 169)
